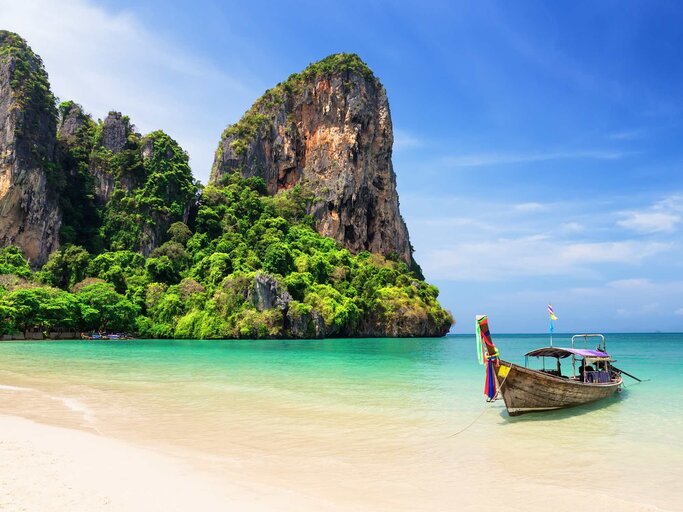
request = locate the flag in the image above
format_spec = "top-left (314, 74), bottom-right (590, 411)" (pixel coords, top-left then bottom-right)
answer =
top-left (547, 304), bottom-right (558, 321)
top-left (475, 316), bottom-right (485, 365)
top-left (485, 358), bottom-right (497, 400)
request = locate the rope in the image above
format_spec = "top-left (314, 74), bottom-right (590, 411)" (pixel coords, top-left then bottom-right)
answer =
top-left (448, 407), bottom-right (490, 438)
top-left (448, 362), bottom-right (512, 438)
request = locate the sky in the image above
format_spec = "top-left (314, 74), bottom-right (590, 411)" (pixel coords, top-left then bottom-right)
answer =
top-left (2, 0), bottom-right (683, 333)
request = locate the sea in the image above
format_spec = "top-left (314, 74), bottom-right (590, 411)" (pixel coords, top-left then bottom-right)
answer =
top-left (1, 333), bottom-right (681, 511)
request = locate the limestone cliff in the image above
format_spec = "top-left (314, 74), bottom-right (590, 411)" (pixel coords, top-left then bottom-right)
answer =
top-left (54, 102), bottom-right (197, 256)
top-left (0, 31), bottom-right (61, 265)
top-left (211, 54), bottom-right (412, 264)
top-left (55, 101), bottom-right (100, 250)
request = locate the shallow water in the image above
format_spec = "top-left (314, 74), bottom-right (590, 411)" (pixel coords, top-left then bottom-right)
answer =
top-left (1, 333), bottom-right (681, 510)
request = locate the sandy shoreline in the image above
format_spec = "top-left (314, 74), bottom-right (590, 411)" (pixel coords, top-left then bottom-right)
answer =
top-left (0, 414), bottom-right (351, 512)
top-left (1, 411), bottom-right (675, 512)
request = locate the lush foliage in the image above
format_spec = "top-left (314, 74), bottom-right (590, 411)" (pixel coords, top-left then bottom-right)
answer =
top-left (0, 280), bottom-right (137, 335)
top-left (0, 37), bottom-right (451, 339)
top-left (55, 101), bottom-right (102, 249)
top-left (0, 30), bottom-right (57, 166)
top-left (0, 175), bottom-right (451, 338)
top-left (0, 31), bottom-right (56, 113)
top-left (54, 104), bottom-right (199, 253)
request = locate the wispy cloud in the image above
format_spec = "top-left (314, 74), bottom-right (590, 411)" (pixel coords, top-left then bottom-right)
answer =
top-left (393, 129), bottom-right (423, 151)
top-left (608, 129), bottom-right (644, 141)
top-left (616, 195), bottom-right (683, 234)
top-left (514, 202), bottom-right (545, 212)
top-left (420, 238), bottom-right (671, 282)
top-left (584, 278), bottom-right (683, 320)
top-left (617, 212), bottom-right (680, 234)
top-left (1, 0), bottom-right (256, 182)
top-left (606, 278), bottom-right (653, 290)
top-left (559, 222), bottom-right (585, 233)
top-left (439, 149), bottom-right (630, 168)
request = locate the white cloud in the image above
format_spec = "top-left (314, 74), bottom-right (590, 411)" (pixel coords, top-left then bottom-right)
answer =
top-left (393, 129), bottom-right (423, 151)
top-left (420, 238), bottom-right (671, 282)
top-left (410, 216), bottom-right (496, 232)
top-left (617, 211), bottom-right (680, 234)
top-left (617, 195), bottom-right (683, 234)
top-left (656, 195), bottom-right (683, 213)
top-left (606, 278), bottom-right (652, 290)
top-left (514, 202), bottom-right (545, 212)
top-left (1, 0), bottom-right (256, 183)
top-left (439, 149), bottom-right (629, 168)
top-left (608, 129), bottom-right (643, 141)
top-left (675, 308), bottom-right (683, 316)
top-left (559, 221), bottom-right (584, 233)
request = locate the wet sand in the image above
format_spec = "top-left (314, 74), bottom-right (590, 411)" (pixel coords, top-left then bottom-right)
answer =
top-left (0, 404), bottom-right (674, 512)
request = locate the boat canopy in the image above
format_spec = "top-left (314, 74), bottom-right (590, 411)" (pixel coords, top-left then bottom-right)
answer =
top-left (525, 347), bottom-right (610, 359)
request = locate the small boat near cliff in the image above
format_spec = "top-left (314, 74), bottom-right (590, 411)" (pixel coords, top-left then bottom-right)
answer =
top-left (476, 315), bottom-right (624, 416)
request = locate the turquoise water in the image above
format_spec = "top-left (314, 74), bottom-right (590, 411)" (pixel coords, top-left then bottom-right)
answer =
top-left (1, 333), bottom-right (682, 510)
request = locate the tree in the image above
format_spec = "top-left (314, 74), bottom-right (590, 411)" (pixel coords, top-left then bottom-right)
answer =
top-left (38, 290), bottom-right (81, 331)
top-left (39, 245), bottom-right (91, 289)
top-left (167, 222), bottom-right (192, 245)
top-left (263, 242), bottom-right (294, 276)
top-left (146, 256), bottom-right (180, 284)
top-left (87, 251), bottom-right (146, 293)
top-left (75, 282), bottom-right (138, 332)
top-left (7, 288), bottom-right (42, 331)
top-left (0, 246), bottom-right (32, 277)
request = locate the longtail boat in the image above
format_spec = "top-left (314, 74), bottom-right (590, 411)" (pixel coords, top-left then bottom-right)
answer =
top-left (476, 315), bottom-right (623, 416)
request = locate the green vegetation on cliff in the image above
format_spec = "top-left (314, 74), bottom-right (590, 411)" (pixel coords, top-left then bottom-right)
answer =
top-left (55, 105), bottom-right (198, 253)
top-left (56, 101), bottom-right (101, 249)
top-left (98, 129), bottom-right (198, 252)
top-left (216, 53), bottom-right (375, 160)
top-left (0, 34), bottom-right (452, 338)
top-left (0, 30), bottom-right (57, 171)
top-left (0, 176), bottom-right (452, 338)
top-left (0, 31), bottom-right (56, 116)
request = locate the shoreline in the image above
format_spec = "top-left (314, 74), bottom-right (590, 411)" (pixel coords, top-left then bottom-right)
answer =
top-left (0, 414), bottom-right (231, 512)
top-left (0, 414), bottom-right (342, 512)
top-left (0, 410), bottom-right (674, 512)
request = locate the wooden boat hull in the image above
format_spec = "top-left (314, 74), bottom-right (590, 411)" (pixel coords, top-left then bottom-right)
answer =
top-left (494, 360), bottom-right (622, 416)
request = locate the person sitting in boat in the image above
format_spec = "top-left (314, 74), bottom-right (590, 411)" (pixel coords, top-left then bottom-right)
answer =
top-left (578, 362), bottom-right (595, 382)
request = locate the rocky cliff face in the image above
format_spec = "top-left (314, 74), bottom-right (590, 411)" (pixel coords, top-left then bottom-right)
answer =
top-left (54, 101), bottom-right (197, 256)
top-left (0, 31), bottom-right (61, 266)
top-left (90, 111), bottom-right (135, 204)
top-left (135, 130), bottom-right (197, 256)
top-left (211, 54), bottom-right (412, 264)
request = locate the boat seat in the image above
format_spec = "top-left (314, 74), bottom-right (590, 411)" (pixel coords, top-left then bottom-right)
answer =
top-left (585, 371), bottom-right (611, 383)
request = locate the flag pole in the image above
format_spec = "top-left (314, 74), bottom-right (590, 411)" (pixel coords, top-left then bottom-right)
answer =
top-left (547, 304), bottom-right (557, 347)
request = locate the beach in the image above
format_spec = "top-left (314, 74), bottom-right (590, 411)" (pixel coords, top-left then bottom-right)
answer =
top-left (0, 415), bottom-right (241, 512)
top-left (1, 335), bottom-right (681, 511)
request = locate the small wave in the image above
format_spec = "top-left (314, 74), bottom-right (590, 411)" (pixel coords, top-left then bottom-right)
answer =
top-left (50, 396), bottom-right (97, 429)
top-left (0, 384), bottom-right (34, 392)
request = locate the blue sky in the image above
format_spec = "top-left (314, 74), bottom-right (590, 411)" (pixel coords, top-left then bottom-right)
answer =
top-left (3, 0), bottom-right (683, 333)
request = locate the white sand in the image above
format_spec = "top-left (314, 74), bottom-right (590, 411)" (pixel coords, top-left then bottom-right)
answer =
top-left (1, 412), bottom-right (674, 512)
top-left (0, 415), bottom-right (307, 512)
